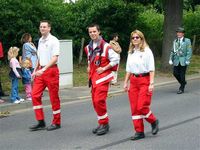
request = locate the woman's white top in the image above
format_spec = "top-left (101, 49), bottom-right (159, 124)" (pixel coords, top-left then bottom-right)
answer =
top-left (126, 47), bottom-right (155, 74)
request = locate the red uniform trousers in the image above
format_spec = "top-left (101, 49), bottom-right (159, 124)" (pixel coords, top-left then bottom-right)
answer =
top-left (92, 82), bottom-right (110, 125)
top-left (128, 75), bottom-right (157, 133)
top-left (32, 66), bottom-right (61, 125)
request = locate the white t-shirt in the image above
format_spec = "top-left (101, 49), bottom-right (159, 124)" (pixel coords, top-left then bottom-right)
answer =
top-left (37, 33), bottom-right (60, 66)
top-left (126, 47), bottom-right (155, 74)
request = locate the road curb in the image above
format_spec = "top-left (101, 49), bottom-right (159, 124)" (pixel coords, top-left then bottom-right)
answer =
top-left (0, 75), bottom-right (199, 114)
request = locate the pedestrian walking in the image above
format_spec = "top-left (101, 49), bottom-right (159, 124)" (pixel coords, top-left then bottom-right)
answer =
top-left (109, 33), bottom-right (122, 85)
top-left (169, 27), bottom-right (192, 94)
top-left (84, 24), bottom-right (119, 135)
top-left (123, 30), bottom-right (159, 140)
top-left (29, 20), bottom-right (61, 131)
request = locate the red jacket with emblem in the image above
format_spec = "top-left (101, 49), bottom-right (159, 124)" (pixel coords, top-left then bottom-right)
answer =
top-left (85, 38), bottom-right (118, 88)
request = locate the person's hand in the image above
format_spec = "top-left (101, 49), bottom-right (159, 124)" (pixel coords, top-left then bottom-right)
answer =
top-left (17, 75), bottom-right (21, 79)
top-left (185, 61), bottom-right (190, 65)
top-left (35, 69), bottom-right (44, 76)
top-left (96, 67), bottom-right (105, 74)
top-left (123, 82), bottom-right (128, 92)
top-left (169, 60), bottom-right (173, 65)
top-left (31, 71), bottom-right (36, 80)
top-left (148, 83), bottom-right (154, 92)
top-left (87, 66), bottom-right (90, 73)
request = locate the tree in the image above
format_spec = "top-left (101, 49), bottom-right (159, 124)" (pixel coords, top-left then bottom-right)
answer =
top-left (161, 0), bottom-right (183, 71)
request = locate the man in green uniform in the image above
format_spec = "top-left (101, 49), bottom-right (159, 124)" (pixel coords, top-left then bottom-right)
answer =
top-left (169, 27), bottom-right (192, 94)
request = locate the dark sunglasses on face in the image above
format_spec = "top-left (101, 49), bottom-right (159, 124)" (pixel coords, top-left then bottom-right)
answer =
top-left (132, 36), bottom-right (140, 40)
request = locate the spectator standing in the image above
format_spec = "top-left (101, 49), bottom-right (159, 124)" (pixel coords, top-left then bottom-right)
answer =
top-left (21, 33), bottom-right (37, 71)
top-left (21, 58), bottom-right (32, 101)
top-left (0, 40), bottom-right (5, 103)
top-left (169, 27), bottom-right (192, 94)
top-left (123, 30), bottom-right (159, 140)
top-left (109, 33), bottom-right (122, 85)
top-left (8, 47), bottom-right (24, 104)
top-left (29, 20), bottom-right (61, 131)
top-left (84, 24), bottom-right (119, 135)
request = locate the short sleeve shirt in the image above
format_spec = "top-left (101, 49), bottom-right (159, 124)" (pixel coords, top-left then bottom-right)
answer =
top-left (126, 47), bottom-right (155, 74)
top-left (37, 33), bottom-right (60, 66)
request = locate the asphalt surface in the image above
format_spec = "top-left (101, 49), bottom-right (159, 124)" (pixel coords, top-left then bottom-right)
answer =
top-left (0, 78), bottom-right (200, 150)
top-left (0, 73), bottom-right (199, 114)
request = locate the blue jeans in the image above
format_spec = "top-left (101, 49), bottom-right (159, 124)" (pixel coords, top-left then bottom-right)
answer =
top-left (10, 77), bottom-right (21, 102)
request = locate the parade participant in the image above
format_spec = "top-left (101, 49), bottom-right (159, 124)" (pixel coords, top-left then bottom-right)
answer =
top-left (85, 24), bottom-right (119, 135)
top-left (109, 33), bottom-right (122, 85)
top-left (123, 30), bottom-right (159, 140)
top-left (169, 27), bottom-right (192, 94)
top-left (29, 20), bottom-right (61, 131)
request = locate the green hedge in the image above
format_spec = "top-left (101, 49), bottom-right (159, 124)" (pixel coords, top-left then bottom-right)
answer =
top-left (0, 0), bottom-right (199, 63)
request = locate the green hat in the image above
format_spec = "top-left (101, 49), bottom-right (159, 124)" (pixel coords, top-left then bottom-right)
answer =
top-left (176, 27), bottom-right (185, 33)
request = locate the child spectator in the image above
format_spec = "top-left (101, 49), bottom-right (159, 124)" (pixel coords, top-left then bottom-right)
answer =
top-left (21, 58), bottom-right (32, 101)
top-left (8, 47), bottom-right (24, 104)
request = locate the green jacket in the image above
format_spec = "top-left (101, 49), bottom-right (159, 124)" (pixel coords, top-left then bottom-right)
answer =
top-left (169, 37), bottom-right (192, 66)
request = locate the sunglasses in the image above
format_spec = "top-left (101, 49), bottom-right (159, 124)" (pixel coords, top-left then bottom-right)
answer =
top-left (132, 36), bottom-right (140, 40)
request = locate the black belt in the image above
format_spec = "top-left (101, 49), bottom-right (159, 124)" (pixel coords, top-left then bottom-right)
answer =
top-left (132, 72), bottom-right (149, 77)
top-left (40, 64), bottom-right (57, 68)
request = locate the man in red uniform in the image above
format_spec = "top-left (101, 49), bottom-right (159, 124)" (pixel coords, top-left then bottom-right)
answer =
top-left (29, 20), bottom-right (61, 131)
top-left (85, 24), bottom-right (119, 135)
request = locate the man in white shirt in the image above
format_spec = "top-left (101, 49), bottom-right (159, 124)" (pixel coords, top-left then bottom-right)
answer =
top-left (29, 20), bottom-right (61, 131)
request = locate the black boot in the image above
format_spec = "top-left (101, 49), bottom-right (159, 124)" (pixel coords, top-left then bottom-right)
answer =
top-left (151, 119), bottom-right (159, 135)
top-left (92, 125), bottom-right (101, 134)
top-left (29, 120), bottom-right (46, 131)
top-left (96, 124), bottom-right (109, 136)
top-left (131, 132), bottom-right (145, 140)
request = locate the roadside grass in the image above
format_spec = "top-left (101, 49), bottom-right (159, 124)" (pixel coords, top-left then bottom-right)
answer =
top-left (0, 55), bottom-right (199, 93)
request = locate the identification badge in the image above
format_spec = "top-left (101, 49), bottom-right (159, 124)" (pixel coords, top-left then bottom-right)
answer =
top-left (95, 60), bottom-right (100, 66)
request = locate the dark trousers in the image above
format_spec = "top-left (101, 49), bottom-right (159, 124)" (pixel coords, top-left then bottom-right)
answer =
top-left (173, 63), bottom-right (187, 91)
top-left (0, 81), bottom-right (4, 96)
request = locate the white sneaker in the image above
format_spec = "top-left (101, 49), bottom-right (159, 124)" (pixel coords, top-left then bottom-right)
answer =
top-left (26, 97), bottom-right (32, 101)
top-left (13, 100), bottom-right (20, 104)
top-left (19, 98), bottom-right (25, 102)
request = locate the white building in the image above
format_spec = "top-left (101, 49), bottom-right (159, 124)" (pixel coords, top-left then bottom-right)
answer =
top-left (63, 0), bottom-right (78, 3)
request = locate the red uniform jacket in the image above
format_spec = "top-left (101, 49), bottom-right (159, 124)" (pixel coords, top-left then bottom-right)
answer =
top-left (85, 38), bottom-right (117, 88)
top-left (0, 42), bottom-right (4, 58)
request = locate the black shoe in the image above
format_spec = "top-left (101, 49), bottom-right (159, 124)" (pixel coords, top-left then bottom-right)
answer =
top-left (92, 125), bottom-right (101, 134)
top-left (177, 89), bottom-right (184, 94)
top-left (96, 124), bottom-right (109, 135)
top-left (46, 124), bottom-right (61, 131)
top-left (29, 120), bottom-right (46, 131)
top-left (151, 119), bottom-right (159, 135)
top-left (131, 132), bottom-right (145, 140)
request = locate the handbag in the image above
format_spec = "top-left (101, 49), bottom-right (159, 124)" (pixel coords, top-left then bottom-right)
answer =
top-left (9, 68), bottom-right (22, 78)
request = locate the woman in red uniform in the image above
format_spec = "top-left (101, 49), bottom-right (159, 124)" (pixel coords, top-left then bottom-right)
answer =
top-left (124, 30), bottom-right (159, 140)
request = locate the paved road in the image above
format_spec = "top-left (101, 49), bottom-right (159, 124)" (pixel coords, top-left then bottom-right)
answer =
top-left (0, 79), bottom-right (200, 150)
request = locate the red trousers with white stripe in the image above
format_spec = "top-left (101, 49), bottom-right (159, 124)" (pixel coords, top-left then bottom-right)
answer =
top-left (128, 75), bottom-right (157, 133)
top-left (92, 82), bottom-right (109, 125)
top-left (32, 66), bottom-right (61, 125)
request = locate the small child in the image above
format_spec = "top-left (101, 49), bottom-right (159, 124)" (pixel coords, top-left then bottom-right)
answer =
top-left (8, 47), bottom-right (24, 104)
top-left (21, 58), bottom-right (32, 101)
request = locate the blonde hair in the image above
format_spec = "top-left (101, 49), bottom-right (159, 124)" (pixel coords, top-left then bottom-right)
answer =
top-left (7, 47), bottom-right (19, 60)
top-left (128, 30), bottom-right (149, 53)
top-left (21, 58), bottom-right (32, 68)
